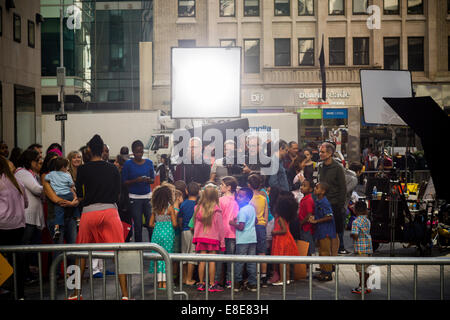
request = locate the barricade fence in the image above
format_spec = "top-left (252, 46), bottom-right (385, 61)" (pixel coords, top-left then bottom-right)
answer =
top-left (0, 243), bottom-right (449, 301)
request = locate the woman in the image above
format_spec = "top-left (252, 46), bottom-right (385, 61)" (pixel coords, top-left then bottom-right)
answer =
top-left (67, 150), bottom-right (83, 184)
top-left (0, 155), bottom-right (28, 299)
top-left (303, 148), bottom-right (316, 183)
top-left (287, 154), bottom-right (307, 192)
top-left (70, 134), bottom-right (128, 300)
top-left (14, 149), bottom-right (44, 283)
top-left (121, 140), bottom-right (155, 242)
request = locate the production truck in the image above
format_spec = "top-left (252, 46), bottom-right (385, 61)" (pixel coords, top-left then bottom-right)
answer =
top-left (42, 111), bottom-right (299, 164)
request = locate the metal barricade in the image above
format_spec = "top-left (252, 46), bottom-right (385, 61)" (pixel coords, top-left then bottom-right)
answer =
top-left (170, 253), bottom-right (449, 301)
top-left (0, 243), bottom-right (187, 300)
top-left (1, 244), bottom-right (449, 300)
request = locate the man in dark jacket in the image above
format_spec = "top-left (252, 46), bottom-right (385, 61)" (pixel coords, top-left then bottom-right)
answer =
top-left (318, 142), bottom-right (349, 255)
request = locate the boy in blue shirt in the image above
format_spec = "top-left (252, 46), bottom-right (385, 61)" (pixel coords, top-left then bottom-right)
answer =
top-left (229, 187), bottom-right (257, 292)
top-left (179, 182), bottom-right (199, 286)
top-left (45, 157), bottom-right (79, 240)
top-left (309, 182), bottom-right (336, 282)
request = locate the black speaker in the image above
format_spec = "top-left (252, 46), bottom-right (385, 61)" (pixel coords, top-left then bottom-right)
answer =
top-left (6, 0), bottom-right (15, 10)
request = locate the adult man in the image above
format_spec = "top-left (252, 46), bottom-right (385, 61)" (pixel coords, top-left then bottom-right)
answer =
top-left (175, 137), bottom-right (211, 185)
top-left (210, 140), bottom-right (241, 185)
top-left (317, 142), bottom-right (349, 255)
top-left (283, 141), bottom-right (299, 169)
top-left (268, 140), bottom-right (289, 192)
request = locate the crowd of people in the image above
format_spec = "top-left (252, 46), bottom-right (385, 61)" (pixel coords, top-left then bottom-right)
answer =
top-left (0, 135), bottom-right (374, 299)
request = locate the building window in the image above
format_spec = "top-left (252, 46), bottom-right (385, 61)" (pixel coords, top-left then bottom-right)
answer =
top-left (298, 38), bottom-right (314, 66)
top-left (448, 0), bottom-right (450, 14)
top-left (384, 0), bottom-right (399, 14)
top-left (275, 0), bottom-right (290, 16)
top-left (298, 0), bottom-right (314, 16)
top-left (244, 39), bottom-right (260, 73)
top-left (407, 0), bottom-right (423, 14)
top-left (275, 38), bottom-right (291, 66)
top-left (13, 14), bottom-right (21, 43)
top-left (353, 0), bottom-right (368, 14)
top-left (244, 0), bottom-right (260, 16)
top-left (178, 0), bottom-right (196, 17)
top-left (220, 39), bottom-right (236, 47)
top-left (0, 6), bottom-right (2, 37)
top-left (220, 0), bottom-right (235, 17)
top-left (329, 0), bottom-right (345, 15)
top-left (353, 37), bottom-right (369, 65)
top-left (28, 20), bottom-right (35, 48)
top-left (329, 38), bottom-right (345, 65)
top-left (14, 85), bottom-right (36, 149)
top-left (384, 37), bottom-right (400, 70)
top-left (408, 37), bottom-right (424, 71)
top-left (178, 39), bottom-right (196, 47)
top-left (448, 37), bottom-right (450, 71)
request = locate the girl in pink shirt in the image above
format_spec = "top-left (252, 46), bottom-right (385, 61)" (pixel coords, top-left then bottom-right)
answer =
top-left (192, 184), bottom-right (225, 292)
top-left (217, 176), bottom-right (239, 288)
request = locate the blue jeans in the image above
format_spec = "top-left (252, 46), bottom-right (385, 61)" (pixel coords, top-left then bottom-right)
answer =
top-left (129, 198), bottom-right (152, 242)
top-left (300, 229), bottom-right (316, 256)
top-left (215, 238), bottom-right (236, 283)
top-left (54, 193), bottom-right (77, 226)
top-left (235, 243), bottom-right (257, 285)
top-left (48, 215), bottom-right (78, 271)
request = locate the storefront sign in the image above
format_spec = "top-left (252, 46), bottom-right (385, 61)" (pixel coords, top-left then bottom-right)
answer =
top-left (298, 90), bottom-right (351, 100)
top-left (298, 108), bottom-right (322, 119)
top-left (323, 108), bottom-right (348, 119)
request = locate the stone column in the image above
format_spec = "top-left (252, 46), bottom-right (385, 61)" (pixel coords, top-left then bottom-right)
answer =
top-left (347, 106), bottom-right (361, 164)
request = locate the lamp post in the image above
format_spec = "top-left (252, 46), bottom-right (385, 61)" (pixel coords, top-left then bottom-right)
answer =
top-left (58, 0), bottom-right (65, 156)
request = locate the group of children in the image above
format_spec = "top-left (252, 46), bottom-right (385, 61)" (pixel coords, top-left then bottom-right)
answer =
top-left (147, 174), bottom-right (373, 295)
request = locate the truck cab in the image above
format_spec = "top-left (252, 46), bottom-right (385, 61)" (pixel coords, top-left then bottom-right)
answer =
top-left (144, 132), bottom-right (173, 164)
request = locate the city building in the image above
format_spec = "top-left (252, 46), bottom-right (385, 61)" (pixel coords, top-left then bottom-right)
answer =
top-left (36, 0), bottom-right (450, 161)
top-left (0, 0), bottom-right (42, 150)
top-left (40, 0), bottom-right (153, 112)
top-left (152, 0), bottom-right (450, 161)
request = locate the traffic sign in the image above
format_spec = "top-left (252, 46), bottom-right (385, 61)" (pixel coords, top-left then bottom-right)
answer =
top-left (55, 114), bottom-right (68, 121)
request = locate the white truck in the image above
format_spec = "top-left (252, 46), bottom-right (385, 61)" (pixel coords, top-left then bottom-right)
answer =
top-left (145, 112), bottom-right (299, 164)
top-left (42, 111), bottom-right (299, 164)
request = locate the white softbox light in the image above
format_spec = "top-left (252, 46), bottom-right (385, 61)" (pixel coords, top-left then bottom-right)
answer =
top-left (360, 70), bottom-right (413, 126)
top-left (171, 47), bottom-right (241, 119)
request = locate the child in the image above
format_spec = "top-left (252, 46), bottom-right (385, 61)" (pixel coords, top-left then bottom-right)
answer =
top-left (230, 187), bottom-right (257, 292)
top-left (172, 189), bottom-right (184, 281)
top-left (247, 174), bottom-right (269, 286)
top-left (148, 185), bottom-right (177, 289)
top-left (45, 157), bottom-right (79, 240)
top-left (270, 192), bottom-right (299, 286)
top-left (298, 180), bottom-right (316, 256)
top-left (179, 182), bottom-right (200, 286)
top-left (192, 184), bottom-right (225, 293)
top-left (308, 182), bottom-right (336, 282)
top-left (351, 201), bottom-right (373, 294)
top-left (217, 176), bottom-right (239, 288)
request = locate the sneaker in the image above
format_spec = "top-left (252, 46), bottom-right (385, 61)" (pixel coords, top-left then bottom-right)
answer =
top-left (52, 229), bottom-right (60, 241)
top-left (261, 276), bottom-right (268, 288)
top-left (338, 249), bottom-right (351, 255)
top-left (247, 284), bottom-right (257, 292)
top-left (105, 270), bottom-right (115, 276)
top-left (67, 294), bottom-right (83, 300)
top-left (317, 273), bottom-right (333, 282)
top-left (93, 272), bottom-right (103, 279)
top-left (225, 281), bottom-right (232, 289)
top-left (196, 283), bottom-right (206, 292)
top-left (352, 287), bottom-right (362, 294)
top-left (208, 284), bottom-right (224, 292)
top-left (234, 282), bottom-right (244, 292)
top-left (271, 281), bottom-right (284, 286)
